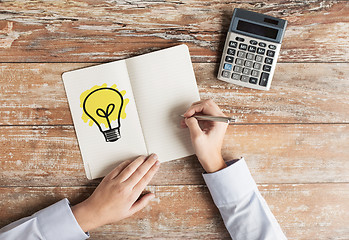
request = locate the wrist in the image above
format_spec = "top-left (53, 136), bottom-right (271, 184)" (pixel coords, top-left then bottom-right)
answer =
top-left (72, 200), bottom-right (99, 232)
top-left (199, 155), bottom-right (227, 173)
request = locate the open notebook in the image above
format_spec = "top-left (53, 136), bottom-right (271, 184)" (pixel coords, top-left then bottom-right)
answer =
top-left (62, 44), bottom-right (200, 179)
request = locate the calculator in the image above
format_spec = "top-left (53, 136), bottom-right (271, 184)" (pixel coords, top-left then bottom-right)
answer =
top-left (217, 8), bottom-right (287, 90)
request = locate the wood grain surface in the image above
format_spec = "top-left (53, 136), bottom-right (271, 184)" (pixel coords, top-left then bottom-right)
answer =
top-left (1, 184), bottom-right (348, 239)
top-left (0, 0), bottom-right (348, 239)
top-left (1, 124), bottom-right (349, 186)
top-left (0, 1), bottom-right (348, 63)
top-left (0, 63), bottom-right (348, 125)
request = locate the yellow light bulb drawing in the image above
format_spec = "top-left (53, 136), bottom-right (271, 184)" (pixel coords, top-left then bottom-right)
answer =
top-left (80, 84), bottom-right (129, 142)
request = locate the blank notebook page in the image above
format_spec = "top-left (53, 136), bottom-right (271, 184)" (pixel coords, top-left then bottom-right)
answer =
top-left (126, 45), bottom-right (200, 161)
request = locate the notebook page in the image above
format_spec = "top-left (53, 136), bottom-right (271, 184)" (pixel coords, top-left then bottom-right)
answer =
top-left (62, 60), bottom-right (147, 179)
top-left (126, 45), bottom-right (200, 162)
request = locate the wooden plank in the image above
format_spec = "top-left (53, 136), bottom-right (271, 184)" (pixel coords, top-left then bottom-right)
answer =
top-left (198, 63), bottom-right (349, 124)
top-left (224, 124), bottom-right (349, 184)
top-left (0, 63), bottom-right (348, 125)
top-left (1, 124), bottom-right (348, 186)
top-left (0, 184), bottom-right (348, 239)
top-left (0, 1), bottom-right (348, 62)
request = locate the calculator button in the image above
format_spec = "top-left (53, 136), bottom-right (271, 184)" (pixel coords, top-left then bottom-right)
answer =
top-left (249, 77), bottom-right (258, 84)
top-left (237, 51), bottom-right (246, 58)
top-left (259, 42), bottom-right (266, 47)
top-left (242, 68), bottom-right (251, 75)
top-left (269, 44), bottom-right (276, 50)
top-left (239, 43), bottom-right (247, 50)
top-left (227, 48), bottom-right (236, 56)
top-left (246, 53), bottom-right (254, 60)
top-left (235, 58), bottom-right (244, 66)
top-left (251, 70), bottom-right (259, 77)
top-left (223, 63), bottom-right (232, 71)
top-left (225, 56), bottom-right (234, 63)
top-left (240, 75), bottom-right (249, 82)
top-left (253, 62), bottom-right (262, 70)
top-left (259, 72), bottom-right (269, 86)
top-left (250, 40), bottom-right (258, 45)
top-left (263, 65), bottom-right (271, 72)
top-left (222, 71), bottom-right (230, 78)
top-left (229, 41), bottom-right (238, 48)
top-left (244, 60), bottom-right (253, 68)
top-left (233, 66), bottom-right (242, 73)
top-left (248, 45), bottom-right (256, 53)
top-left (255, 55), bottom-right (263, 62)
top-left (265, 57), bottom-right (273, 64)
top-left (266, 50), bottom-right (275, 57)
top-left (236, 37), bottom-right (245, 42)
top-left (231, 73), bottom-right (240, 80)
top-left (257, 48), bottom-right (265, 55)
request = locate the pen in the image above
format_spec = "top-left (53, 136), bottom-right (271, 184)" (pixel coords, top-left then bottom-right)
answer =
top-left (180, 115), bottom-right (236, 124)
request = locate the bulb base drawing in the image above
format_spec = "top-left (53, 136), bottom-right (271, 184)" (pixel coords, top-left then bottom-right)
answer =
top-left (102, 128), bottom-right (121, 142)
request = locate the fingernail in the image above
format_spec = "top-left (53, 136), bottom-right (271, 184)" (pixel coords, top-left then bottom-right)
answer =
top-left (152, 153), bottom-right (158, 159)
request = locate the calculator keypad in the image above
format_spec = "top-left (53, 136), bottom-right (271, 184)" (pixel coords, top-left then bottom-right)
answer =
top-left (236, 37), bottom-right (245, 42)
top-left (227, 48), bottom-right (236, 55)
top-left (233, 65), bottom-right (242, 73)
top-left (223, 63), bottom-right (232, 71)
top-left (225, 56), bottom-right (234, 63)
top-left (260, 72), bottom-right (269, 86)
top-left (229, 41), bottom-right (237, 48)
top-left (220, 34), bottom-right (279, 89)
top-left (239, 43), bottom-right (247, 50)
top-left (257, 48), bottom-right (265, 55)
top-left (235, 58), bottom-right (243, 66)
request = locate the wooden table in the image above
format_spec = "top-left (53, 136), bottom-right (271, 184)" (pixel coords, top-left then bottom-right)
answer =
top-left (1, 1), bottom-right (348, 239)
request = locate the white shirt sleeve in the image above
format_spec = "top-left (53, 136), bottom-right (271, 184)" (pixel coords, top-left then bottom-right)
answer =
top-left (203, 158), bottom-right (287, 240)
top-left (0, 198), bottom-right (89, 240)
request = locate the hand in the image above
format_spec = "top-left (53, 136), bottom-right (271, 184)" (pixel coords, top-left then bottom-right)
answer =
top-left (181, 99), bottom-right (228, 173)
top-left (72, 154), bottom-right (160, 232)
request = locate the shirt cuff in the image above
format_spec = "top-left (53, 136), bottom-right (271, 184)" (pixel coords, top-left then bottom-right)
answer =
top-left (202, 158), bottom-right (257, 207)
top-left (33, 198), bottom-right (89, 240)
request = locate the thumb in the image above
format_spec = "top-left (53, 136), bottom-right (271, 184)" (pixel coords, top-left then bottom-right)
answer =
top-left (130, 193), bottom-right (155, 215)
top-left (185, 117), bottom-right (203, 139)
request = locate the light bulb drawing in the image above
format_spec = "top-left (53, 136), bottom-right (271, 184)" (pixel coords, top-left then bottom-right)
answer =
top-left (80, 84), bottom-right (129, 142)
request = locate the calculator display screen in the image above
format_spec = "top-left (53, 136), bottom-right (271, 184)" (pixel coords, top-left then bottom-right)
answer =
top-left (237, 20), bottom-right (278, 39)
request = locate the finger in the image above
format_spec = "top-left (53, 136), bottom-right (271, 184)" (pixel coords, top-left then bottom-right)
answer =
top-left (184, 99), bottom-right (224, 118)
top-left (115, 155), bottom-right (147, 183)
top-left (183, 103), bottom-right (204, 118)
top-left (132, 161), bottom-right (160, 195)
top-left (182, 100), bottom-right (204, 117)
top-left (126, 154), bottom-right (159, 187)
top-left (191, 100), bottom-right (204, 106)
top-left (202, 99), bottom-right (226, 116)
top-left (130, 192), bottom-right (155, 215)
top-left (105, 158), bottom-right (134, 180)
top-left (180, 119), bottom-right (187, 128)
top-left (185, 117), bottom-right (203, 139)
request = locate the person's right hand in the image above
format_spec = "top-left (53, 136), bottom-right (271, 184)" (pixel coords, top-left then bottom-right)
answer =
top-left (181, 99), bottom-right (228, 173)
top-left (72, 154), bottom-right (160, 232)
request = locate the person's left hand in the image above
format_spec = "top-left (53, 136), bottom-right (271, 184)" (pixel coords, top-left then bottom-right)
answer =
top-left (72, 154), bottom-right (160, 232)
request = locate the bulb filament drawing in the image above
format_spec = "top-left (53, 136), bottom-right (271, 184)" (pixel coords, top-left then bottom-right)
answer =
top-left (80, 85), bottom-right (128, 142)
top-left (96, 103), bottom-right (115, 129)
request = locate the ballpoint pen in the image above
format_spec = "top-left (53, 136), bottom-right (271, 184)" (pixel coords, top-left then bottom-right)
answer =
top-left (180, 115), bottom-right (236, 124)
